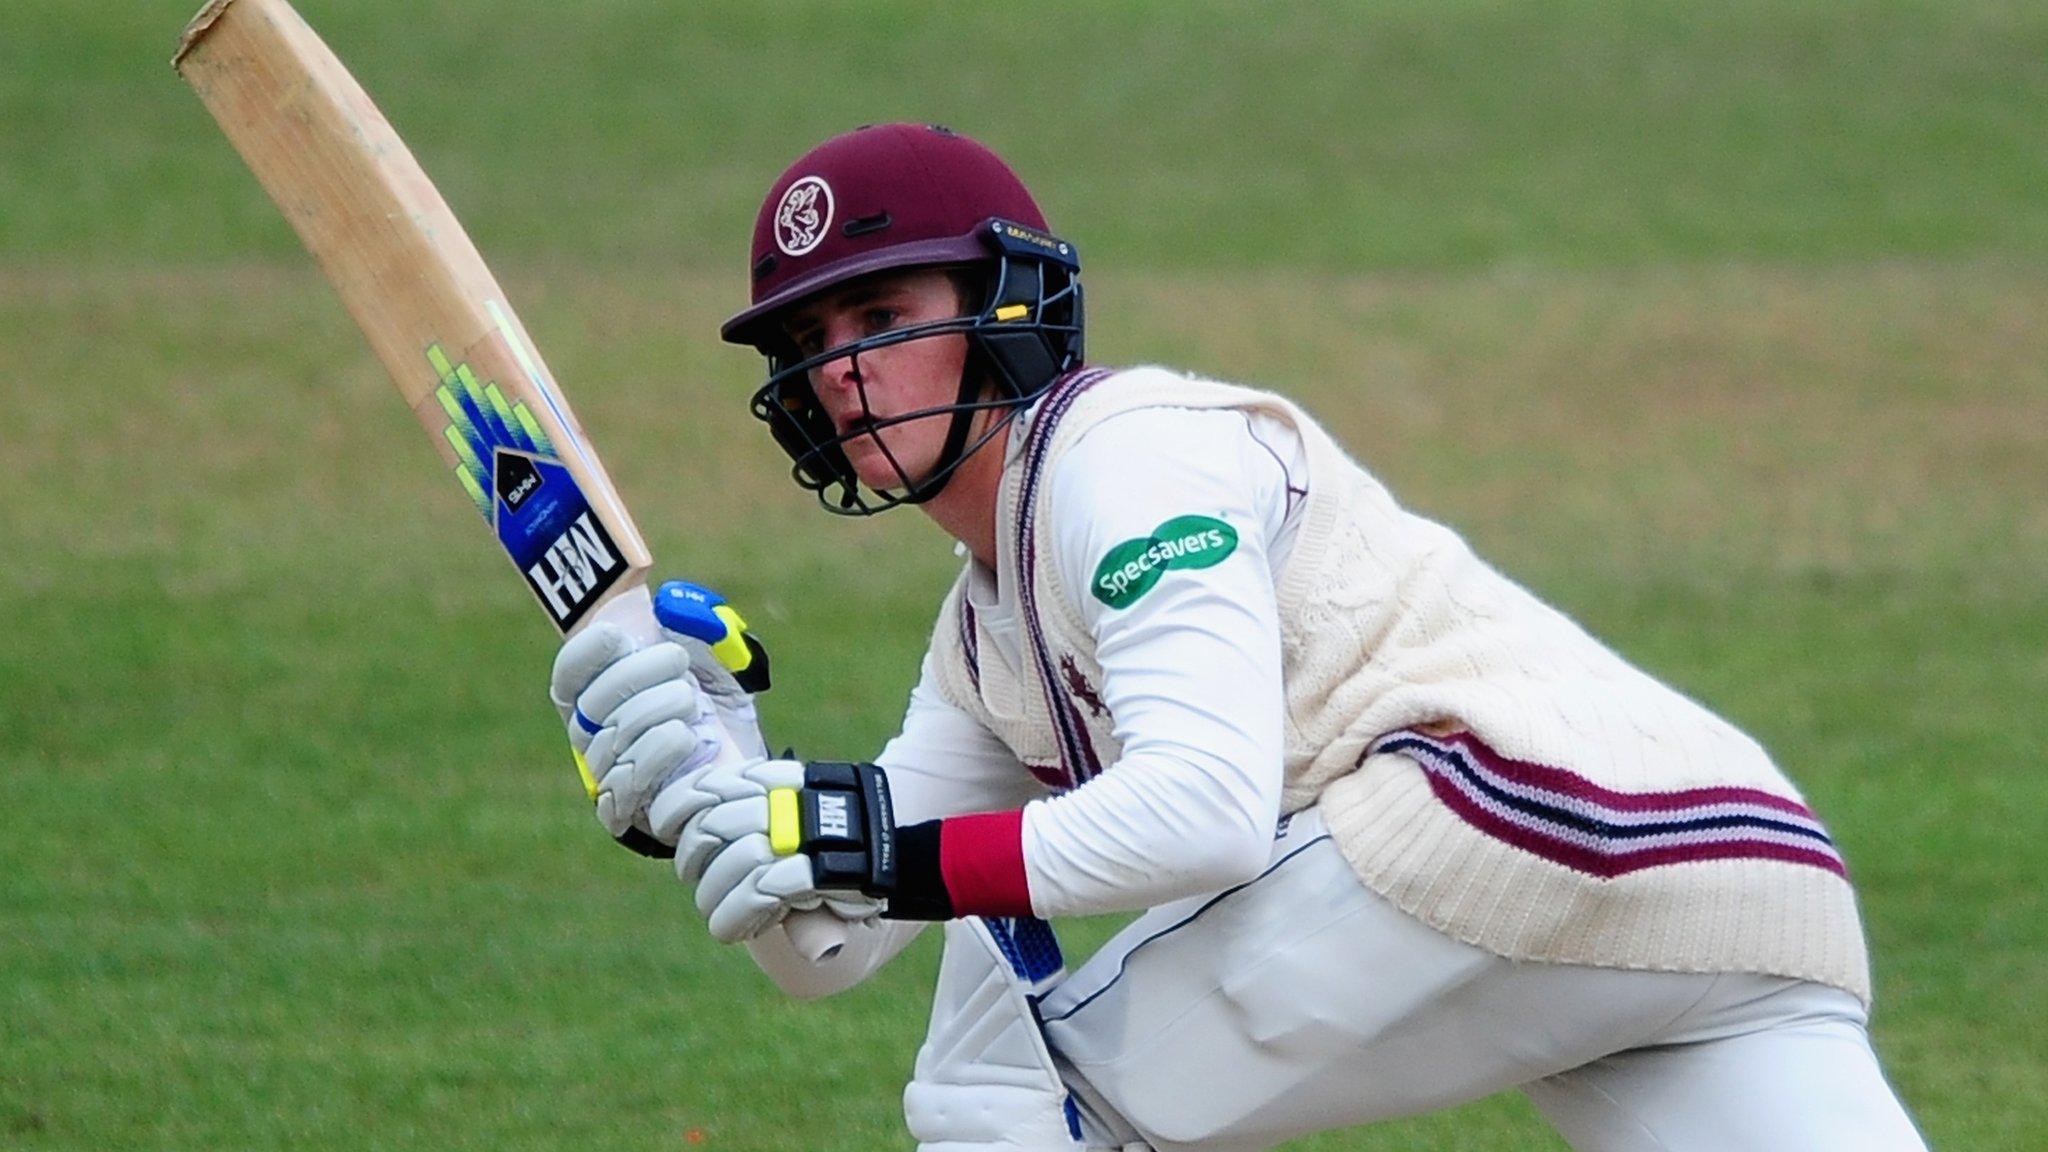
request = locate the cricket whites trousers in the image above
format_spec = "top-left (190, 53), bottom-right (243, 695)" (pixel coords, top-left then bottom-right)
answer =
top-left (1033, 807), bottom-right (1929, 1152)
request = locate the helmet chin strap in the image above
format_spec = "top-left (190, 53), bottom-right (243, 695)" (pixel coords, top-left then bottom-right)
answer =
top-left (896, 347), bottom-right (1001, 506)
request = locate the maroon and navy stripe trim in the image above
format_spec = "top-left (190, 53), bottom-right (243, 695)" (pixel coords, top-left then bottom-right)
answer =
top-left (959, 598), bottom-right (982, 695)
top-left (1015, 367), bottom-right (1115, 788)
top-left (1371, 729), bottom-right (1846, 879)
top-left (913, 371), bottom-right (1114, 920)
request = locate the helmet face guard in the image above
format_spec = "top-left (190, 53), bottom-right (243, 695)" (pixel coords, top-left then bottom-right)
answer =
top-left (746, 218), bottom-right (1083, 515)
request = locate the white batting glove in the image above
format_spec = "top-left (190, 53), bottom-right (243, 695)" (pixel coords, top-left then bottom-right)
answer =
top-left (651, 757), bottom-right (883, 944)
top-left (549, 623), bottom-right (725, 850)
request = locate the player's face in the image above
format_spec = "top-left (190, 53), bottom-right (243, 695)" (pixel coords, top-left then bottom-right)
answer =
top-left (780, 269), bottom-right (973, 492)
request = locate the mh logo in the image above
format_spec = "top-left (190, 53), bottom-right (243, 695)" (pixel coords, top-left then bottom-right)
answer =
top-left (816, 793), bottom-right (852, 839)
top-left (525, 511), bottom-right (626, 628)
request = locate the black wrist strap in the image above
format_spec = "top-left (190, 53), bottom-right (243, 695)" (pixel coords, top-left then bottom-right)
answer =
top-left (796, 762), bottom-right (954, 920)
top-left (801, 761), bottom-right (897, 894)
top-left (884, 820), bottom-right (953, 921)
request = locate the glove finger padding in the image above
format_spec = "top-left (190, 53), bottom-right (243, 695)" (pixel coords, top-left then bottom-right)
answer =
top-left (696, 832), bottom-right (773, 917)
top-left (574, 643), bottom-right (694, 736)
top-left (742, 758), bottom-right (806, 791)
top-left (667, 800), bottom-right (728, 883)
top-left (677, 794), bottom-right (769, 884)
top-left (701, 794), bottom-right (775, 843)
top-left (706, 850), bottom-right (819, 943)
top-left (593, 718), bottom-right (704, 838)
top-left (582, 679), bottom-right (704, 782)
top-left (694, 833), bottom-right (786, 939)
top-left (653, 755), bottom-right (796, 861)
top-left (550, 622), bottom-right (640, 744)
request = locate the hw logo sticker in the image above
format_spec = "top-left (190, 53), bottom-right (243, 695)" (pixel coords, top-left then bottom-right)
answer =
top-left (1091, 515), bottom-right (1239, 610)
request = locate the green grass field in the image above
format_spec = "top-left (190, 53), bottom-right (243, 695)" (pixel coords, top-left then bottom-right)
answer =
top-left (4, 2), bottom-right (2045, 1148)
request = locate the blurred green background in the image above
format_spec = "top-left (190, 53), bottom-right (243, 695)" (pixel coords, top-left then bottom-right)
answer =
top-left (3, 1), bottom-right (2044, 1148)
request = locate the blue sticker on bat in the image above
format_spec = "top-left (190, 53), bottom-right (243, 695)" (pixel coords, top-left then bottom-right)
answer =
top-left (422, 342), bottom-right (624, 632)
top-left (493, 449), bottom-right (626, 631)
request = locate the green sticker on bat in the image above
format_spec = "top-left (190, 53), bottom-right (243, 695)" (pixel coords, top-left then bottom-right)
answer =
top-left (1091, 515), bottom-right (1239, 610)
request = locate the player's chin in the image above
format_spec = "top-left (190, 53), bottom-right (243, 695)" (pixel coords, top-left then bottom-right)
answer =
top-left (846, 435), bottom-right (937, 493)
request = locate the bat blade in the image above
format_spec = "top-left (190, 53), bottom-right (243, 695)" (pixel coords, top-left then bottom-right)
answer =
top-left (175, 0), bottom-right (647, 634)
top-left (175, 0), bottom-right (850, 961)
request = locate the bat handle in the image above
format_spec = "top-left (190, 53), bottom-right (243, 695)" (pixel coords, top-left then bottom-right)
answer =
top-left (586, 580), bottom-right (667, 647)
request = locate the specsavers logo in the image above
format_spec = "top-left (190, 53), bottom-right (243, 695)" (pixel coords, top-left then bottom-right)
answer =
top-left (1091, 515), bottom-right (1239, 609)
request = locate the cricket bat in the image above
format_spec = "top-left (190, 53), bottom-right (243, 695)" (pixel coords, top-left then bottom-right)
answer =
top-left (175, 0), bottom-right (846, 959)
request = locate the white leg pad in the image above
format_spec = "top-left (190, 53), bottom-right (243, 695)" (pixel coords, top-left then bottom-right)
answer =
top-left (904, 917), bottom-right (1090, 1152)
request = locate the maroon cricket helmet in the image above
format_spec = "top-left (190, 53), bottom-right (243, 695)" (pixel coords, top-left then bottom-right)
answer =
top-left (720, 123), bottom-right (1053, 347)
top-left (724, 123), bottom-right (1085, 516)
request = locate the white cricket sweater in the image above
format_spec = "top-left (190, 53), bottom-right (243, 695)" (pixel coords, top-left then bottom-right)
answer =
top-left (925, 366), bottom-right (1872, 1003)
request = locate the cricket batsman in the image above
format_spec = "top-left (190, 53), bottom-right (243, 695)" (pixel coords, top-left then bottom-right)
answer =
top-left (550, 124), bottom-right (1928, 1150)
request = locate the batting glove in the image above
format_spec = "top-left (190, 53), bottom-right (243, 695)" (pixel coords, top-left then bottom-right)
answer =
top-left (547, 581), bottom-right (778, 859)
top-left (550, 626), bottom-right (724, 856)
top-left (655, 756), bottom-right (970, 943)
